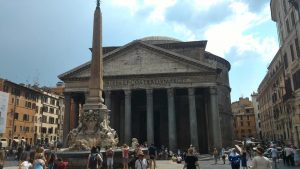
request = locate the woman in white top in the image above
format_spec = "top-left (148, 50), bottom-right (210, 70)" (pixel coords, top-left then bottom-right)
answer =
top-left (135, 152), bottom-right (148, 169)
top-left (250, 146), bottom-right (272, 169)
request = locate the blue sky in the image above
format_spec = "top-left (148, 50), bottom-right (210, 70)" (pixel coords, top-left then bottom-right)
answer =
top-left (0, 0), bottom-right (278, 102)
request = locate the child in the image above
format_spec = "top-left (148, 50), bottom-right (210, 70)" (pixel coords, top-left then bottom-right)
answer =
top-left (57, 158), bottom-right (67, 169)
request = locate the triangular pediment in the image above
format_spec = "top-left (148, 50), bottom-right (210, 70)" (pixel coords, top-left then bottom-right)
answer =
top-left (59, 41), bottom-right (216, 80)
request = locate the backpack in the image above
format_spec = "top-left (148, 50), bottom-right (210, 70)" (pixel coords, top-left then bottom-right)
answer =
top-left (89, 154), bottom-right (98, 168)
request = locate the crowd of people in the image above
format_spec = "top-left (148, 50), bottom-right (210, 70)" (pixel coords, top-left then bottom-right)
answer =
top-left (1, 141), bottom-right (298, 169)
top-left (211, 144), bottom-right (300, 169)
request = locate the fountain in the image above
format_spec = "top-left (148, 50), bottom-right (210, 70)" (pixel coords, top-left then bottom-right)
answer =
top-left (55, 1), bottom-right (124, 168)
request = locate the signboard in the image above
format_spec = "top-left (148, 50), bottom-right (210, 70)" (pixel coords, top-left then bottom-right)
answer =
top-left (0, 91), bottom-right (9, 133)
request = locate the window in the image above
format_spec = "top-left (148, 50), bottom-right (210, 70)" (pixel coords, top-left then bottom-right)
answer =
top-left (41, 127), bottom-right (47, 134)
top-left (240, 122), bottom-right (243, 126)
top-left (286, 19), bottom-right (291, 33)
top-left (290, 44), bottom-right (295, 61)
top-left (295, 38), bottom-right (300, 58)
top-left (12, 88), bottom-right (20, 96)
top-left (50, 99), bottom-right (55, 105)
top-left (248, 122), bottom-right (250, 126)
top-left (32, 103), bottom-right (36, 110)
top-left (14, 113), bottom-right (19, 120)
top-left (284, 53), bottom-right (289, 69)
top-left (241, 129), bottom-right (245, 133)
top-left (240, 116), bottom-right (243, 120)
top-left (48, 128), bottom-right (53, 134)
top-left (43, 107), bottom-right (48, 113)
top-left (293, 69), bottom-right (300, 90)
top-left (42, 115), bottom-right (47, 123)
top-left (49, 117), bottom-right (55, 124)
top-left (49, 108), bottom-right (54, 114)
top-left (291, 11), bottom-right (296, 26)
top-left (25, 101), bottom-right (32, 109)
top-left (35, 126), bottom-right (37, 132)
top-left (23, 114), bottom-right (29, 121)
top-left (247, 115), bottom-right (249, 120)
top-left (3, 85), bottom-right (9, 92)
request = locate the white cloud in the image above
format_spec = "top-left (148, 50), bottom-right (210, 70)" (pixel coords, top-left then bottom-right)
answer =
top-left (111, 0), bottom-right (139, 15)
top-left (111, 0), bottom-right (176, 22)
top-left (145, 0), bottom-right (177, 23)
top-left (172, 23), bottom-right (196, 41)
top-left (204, 1), bottom-right (278, 62)
top-left (194, 0), bottom-right (229, 11)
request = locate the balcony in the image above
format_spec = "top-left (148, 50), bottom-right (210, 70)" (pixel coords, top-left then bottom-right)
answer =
top-left (283, 92), bottom-right (294, 102)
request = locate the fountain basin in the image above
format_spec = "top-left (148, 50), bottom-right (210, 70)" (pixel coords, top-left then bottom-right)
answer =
top-left (56, 148), bottom-right (148, 169)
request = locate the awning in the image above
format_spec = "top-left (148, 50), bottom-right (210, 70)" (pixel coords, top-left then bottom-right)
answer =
top-left (13, 139), bottom-right (19, 142)
top-left (21, 139), bottom-right (26, 142)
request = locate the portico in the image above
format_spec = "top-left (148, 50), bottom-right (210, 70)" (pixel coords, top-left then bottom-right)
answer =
top-left (59, 36), bottom-right (232, 153)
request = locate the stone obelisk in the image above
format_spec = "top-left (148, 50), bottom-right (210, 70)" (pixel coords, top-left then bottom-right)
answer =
top-left (84, 0), bottom-right (104, 109)
top-left (65, 0), bottom-right (118, 149)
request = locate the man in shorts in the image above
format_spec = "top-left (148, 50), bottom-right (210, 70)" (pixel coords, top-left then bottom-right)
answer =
top-left (148, 144), bottom-right (157, 169)
top-left (106, 147), bottom-right (114, 169)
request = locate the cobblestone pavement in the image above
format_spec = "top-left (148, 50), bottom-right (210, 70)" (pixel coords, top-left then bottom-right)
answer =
top-left (3, 158), bottom-right (299, 169)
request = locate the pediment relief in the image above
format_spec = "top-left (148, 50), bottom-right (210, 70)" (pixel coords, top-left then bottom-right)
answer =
top-left (103, 44), bottom-right (211, 76)
top-left (60, 41), bottom-right (216, 80)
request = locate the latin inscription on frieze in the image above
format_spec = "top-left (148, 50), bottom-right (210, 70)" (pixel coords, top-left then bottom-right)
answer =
top-left (104, 78), bottom-right (188, 89)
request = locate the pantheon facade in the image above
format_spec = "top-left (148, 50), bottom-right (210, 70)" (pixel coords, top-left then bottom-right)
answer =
top-left (59, 36), bottom-right (233, 153)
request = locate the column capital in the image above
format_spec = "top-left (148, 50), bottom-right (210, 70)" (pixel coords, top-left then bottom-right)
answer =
top-left (104, 90), bottom-right (111, 95)
top-left (167, 88), bottom-right (174, 96)
top-left (188, 88), bottom-right (195, 96)
top-left (146, 89), bottom-right (153, 95)
top-left (124, 89), bottom-right (132, 96)
top-left (209, 87), bottom-right (218, 95)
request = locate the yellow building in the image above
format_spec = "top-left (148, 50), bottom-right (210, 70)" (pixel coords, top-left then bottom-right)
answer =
top-left (0, 79), bottom-right (39, 146)
top-left (0, 79), bottom-right (62, 147)
top-left (260, 0), bottom-right (300, 147)
top-left (232, 97), bottom-right (257, 140)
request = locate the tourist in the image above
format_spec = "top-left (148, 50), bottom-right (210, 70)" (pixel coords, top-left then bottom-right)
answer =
top-left (221, 148), bottom-right (226, 164)
top-left (47, 153), bottom-right (57, 169)
top-left (87, 146), bottom-right (103, 169)
top-left (17, 146), bottom-right (24, 161)
top-left (271, 146), bottom-right (278, 169)
top-left (96, 146), bottom-right (103, 169)
top-left (135, 151), bottom-right (148, 169)
top-left (56, 158), bottom-right (67, 169)
top-left (228, 148), bottom-right (241, 169)
top-left (241, 148), bottom-right (247, 169)
top-left (148, 144), bottom-right (157, 169)
top-left (122, 144), bottom-right (129, 169)
top-left (183, 147), bottom-right (199, 169)
top-left (249, 146), bottom-right (272, 169)
top-left (33, 153), bottom-right (46, 169)
top-left (0, 150), bottom-right (5, 169)
top-left (177, 155), bottom-right (182, 163)
top-left (284, 145), bottom-right (294, 166)
top-left (106, 147), bottom-right (114, 169)
top-left (20, 145), bottom-right (31, 164)
top-left (19, 151), bottom-right (33, 169)
top-left (213, 148), bottom-right (218, 164)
